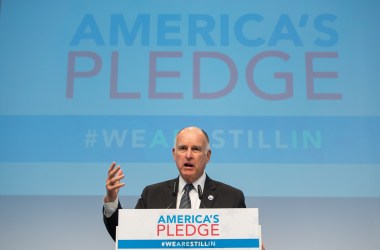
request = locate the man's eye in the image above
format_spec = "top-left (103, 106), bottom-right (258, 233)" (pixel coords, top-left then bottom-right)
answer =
top-left (192, 147), bottom-right (202, 152)
top-left (178, 147), bottom-right (187, 152)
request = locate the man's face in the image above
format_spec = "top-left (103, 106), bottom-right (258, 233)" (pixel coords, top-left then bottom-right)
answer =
top-left (172, 127), bottom-right (211, 183)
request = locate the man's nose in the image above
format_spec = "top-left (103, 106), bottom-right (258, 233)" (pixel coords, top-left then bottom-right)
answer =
top-left (185, 149), bottom-right (193, 158)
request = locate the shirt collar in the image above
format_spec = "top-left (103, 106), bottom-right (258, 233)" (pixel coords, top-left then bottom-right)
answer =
top-left (178, 172), bottom-right (206, 193)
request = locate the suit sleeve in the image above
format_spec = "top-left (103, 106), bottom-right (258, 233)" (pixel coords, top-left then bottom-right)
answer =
top-left (235, 189), bottom-right (247, 208)
top-left (103, 187), bottom-right (149, 241)
top-left (103, 200), bottom-right (122, 241)
top-left (134, 186), bottom-right (148, 209)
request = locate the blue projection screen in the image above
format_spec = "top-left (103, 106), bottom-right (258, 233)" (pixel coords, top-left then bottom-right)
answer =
top-left (1, 1), bottom-right (380, 250)
top-left (0, 0), bottom-right (379, 198)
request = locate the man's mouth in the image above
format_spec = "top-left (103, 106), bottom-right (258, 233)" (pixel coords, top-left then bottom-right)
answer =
top-left (184, 163), bottom-right (194, 167)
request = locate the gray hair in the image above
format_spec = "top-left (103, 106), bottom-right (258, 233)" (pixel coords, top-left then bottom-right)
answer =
top-left (173, 127), bottom-right (211, 152)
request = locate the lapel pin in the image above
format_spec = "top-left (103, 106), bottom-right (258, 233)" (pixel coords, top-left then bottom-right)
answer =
top-left (208, 195), bottom-right (214, 201)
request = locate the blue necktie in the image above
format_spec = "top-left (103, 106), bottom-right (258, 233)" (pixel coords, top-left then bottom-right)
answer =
top-left (179, 183), bottom-right (193, 209)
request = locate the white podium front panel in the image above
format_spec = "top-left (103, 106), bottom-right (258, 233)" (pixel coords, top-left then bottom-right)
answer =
top-left (117, 208), bottom-right (260, 250)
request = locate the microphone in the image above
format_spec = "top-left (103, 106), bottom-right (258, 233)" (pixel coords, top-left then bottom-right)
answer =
top-left (197, 185), bottom-right (207, 208)
top-left (167, 181), bottom-right (177, 209)
top-left (166, 201), bottom-right (175, 209)
top-left (172, 181), bottom-right (177, 196)
top-left (197, 185), bottom-right (203, 200)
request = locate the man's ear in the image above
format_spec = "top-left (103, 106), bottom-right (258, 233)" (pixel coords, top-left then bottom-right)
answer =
top-left (207, 149), bottom-right (212, 161)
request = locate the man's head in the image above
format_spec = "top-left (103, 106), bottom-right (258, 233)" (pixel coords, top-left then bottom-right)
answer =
top-left (172, 127), bottom-right (211, 183)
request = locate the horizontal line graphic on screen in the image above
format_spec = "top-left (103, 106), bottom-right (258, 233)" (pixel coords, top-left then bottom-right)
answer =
top-left (0, 115), bottom-right (379, 163)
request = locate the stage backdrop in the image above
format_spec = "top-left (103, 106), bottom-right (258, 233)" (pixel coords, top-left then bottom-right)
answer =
top-left (1, 1), bottom-right (379, 250)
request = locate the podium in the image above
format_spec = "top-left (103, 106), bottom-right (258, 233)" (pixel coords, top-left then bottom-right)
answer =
top-left (116, 208), bottom-right (262, 250)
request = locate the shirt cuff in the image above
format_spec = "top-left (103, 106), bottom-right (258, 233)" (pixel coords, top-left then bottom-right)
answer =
top-left (103, 196), bottom-right (119, 218)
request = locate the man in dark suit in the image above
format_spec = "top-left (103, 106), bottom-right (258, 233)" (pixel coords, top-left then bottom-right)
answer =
top-left (103, 126), bottom-right (246, 241)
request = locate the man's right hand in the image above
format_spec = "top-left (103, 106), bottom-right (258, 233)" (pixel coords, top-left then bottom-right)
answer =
top-left (104, 162), bottom-right (125, 203)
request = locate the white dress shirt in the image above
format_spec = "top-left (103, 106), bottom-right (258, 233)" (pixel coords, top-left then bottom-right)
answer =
top-left (176, 172), bottom-right (206, 209)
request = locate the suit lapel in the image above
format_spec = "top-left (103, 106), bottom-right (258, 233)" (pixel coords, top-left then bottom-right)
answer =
top-left (165, 178), bottom-right (179, 209)
top-left (200, 175), bottom-right (217, 209)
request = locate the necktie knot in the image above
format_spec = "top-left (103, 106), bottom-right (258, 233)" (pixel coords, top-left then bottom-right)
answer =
top-left (184, 183), bottom-right (194, 193)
